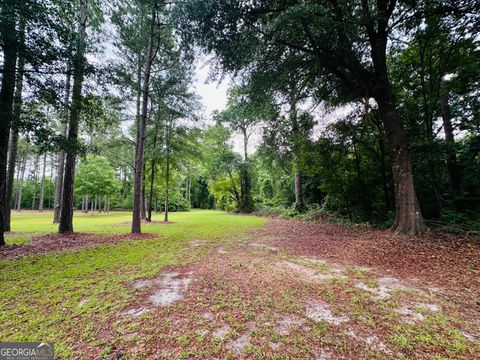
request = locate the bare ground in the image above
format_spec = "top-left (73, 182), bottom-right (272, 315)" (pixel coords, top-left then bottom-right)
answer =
top-left (77, 218), bottom-right (480, 359)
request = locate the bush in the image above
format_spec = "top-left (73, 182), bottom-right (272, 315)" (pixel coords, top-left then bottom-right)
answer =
top-left (253, 206), bottom-right (284, 217)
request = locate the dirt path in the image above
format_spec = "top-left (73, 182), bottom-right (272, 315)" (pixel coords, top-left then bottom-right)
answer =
top-left (91, 219), bottom-right (480, 359)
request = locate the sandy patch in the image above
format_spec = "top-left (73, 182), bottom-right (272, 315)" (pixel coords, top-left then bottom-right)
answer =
top-left (282, 261), bottom-right (347, 281)
top-left (131, 279), bottom-right (154, 289)
top-left (276, 315), bottom-right (306, 335)
top-left (355, 276), bottom-right (409, 300)
top-left (227, 332), bottom-right (251, 354)
top-left (212, 325), bottom-right (230, 339)
top-left (149, 271), bottom-right (192, 307)
top-left (306, 300), bottom-right (349, 325)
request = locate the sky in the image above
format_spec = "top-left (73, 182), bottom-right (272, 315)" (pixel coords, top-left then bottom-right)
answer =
top-left (191, 58), bottom-right (256, 156)
top-left (193, 59), bottom-right (229, 116)
top-left (94, 21), bottom-right (353, 158)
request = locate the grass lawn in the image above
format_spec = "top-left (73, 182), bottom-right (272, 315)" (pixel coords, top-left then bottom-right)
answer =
top-left (0, 210), bottom-right (265, 357)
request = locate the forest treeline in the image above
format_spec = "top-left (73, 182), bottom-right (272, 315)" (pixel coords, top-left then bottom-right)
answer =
top-left (0, 0), bottom-right (479, 244)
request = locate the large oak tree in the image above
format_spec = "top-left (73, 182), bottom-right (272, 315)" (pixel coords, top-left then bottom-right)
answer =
top-left (177, 0), bottom-right (478, 234)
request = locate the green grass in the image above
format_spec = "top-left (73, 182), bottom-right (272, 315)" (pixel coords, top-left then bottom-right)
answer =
top-left (0, 210), bottom-right (265, 357)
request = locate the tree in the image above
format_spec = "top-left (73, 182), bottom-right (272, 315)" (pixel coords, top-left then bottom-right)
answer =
top-left (59, 0), bottom-right (88, 233)
top-left (217, 87), bottom-right (272, 213)
top-left (53, 69), bottom-right (71, 223)
top-left (75, 155), bottom-right (119, 212)
top-left (4, 16), bottom-right (25, 231)
top-left (131, 0), bottom-right (160, 233)
top-left (178, 0), bottom-right (458, 234)
top-left (0, 0), bottom-right (18, 245)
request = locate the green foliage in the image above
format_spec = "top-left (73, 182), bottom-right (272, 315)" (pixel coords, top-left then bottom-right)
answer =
top-left (75, 155), bottom-right (120, 197)
top-left (208, 176), bottom-right (240, 212)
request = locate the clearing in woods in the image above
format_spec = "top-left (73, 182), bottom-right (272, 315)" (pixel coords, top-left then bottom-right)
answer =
top-left (1, 210), bottom-right (479, 359)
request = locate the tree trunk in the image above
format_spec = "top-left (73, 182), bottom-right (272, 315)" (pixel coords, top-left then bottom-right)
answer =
top-left (141, 164), bottom-right (147, 220)
top-left (371, 34), bottom-right (426, 235)
top-left (294, 171), bottom-right (304, 210)
top-left (54, 70), bottom-right (71, 223)
top-left (16, 155), bottom-right (27, 211)
top-left (440, 79), bottom-right (461, 192)
top-left (147, 160), bottom-right (156, 222)
top-left (90, 198), bottom-right (94, 214)
top-left (4, 21), bottom-right (25, 231)
top-left (147, 121), bottom-right (159, 222)
top-left (39, 153), bottom-right (47, 211)
top-left (239, 163), bottom-right (254, 213)
top-left (164, 151), bottom-right (170, 222)
top-left (164, 119), bottom-right (170, 222)
top-left (132, 4), bottom-right (157, 233)
top-left (31, 155), bottom-right (39, 210)
top-left (59, 0), bottom-right (88, 233)
top-left (0, 0), bottom-right (18, 245)
top-left (375, 96), bottom-right (426, 235)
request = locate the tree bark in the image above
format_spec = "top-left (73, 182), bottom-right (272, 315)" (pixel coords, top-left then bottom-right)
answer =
top-left (39, 153), bottom-right (47, 211)
top-left (147, 124), bottom-right (159, 222)
top-left (370, 32), bottom-right (426, 235)
top-left (375, 96), bottom-right (426, 235)
top-left (440, 79), bottom-right (461, 192)
top-left (164, 116), bottom-right (171, 222)
top-left (132, 3), bottom-right (157, 233)
top-left (164, 152), bottom-right (170, 222)
top-left (0, 0), bottom-right (17, 245)
top-left (59, 0), bottom-right (88, 233)
top-left (54, 68), bottom-right (71, 222)
top-left (141, 163), bottom-right (147, 220)
top-left (4, 21), bottom-right (25, 231)
top-left (294, 171), bottom-right (304, 209)
top-left (147, 161), bottom-right (156, 221)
